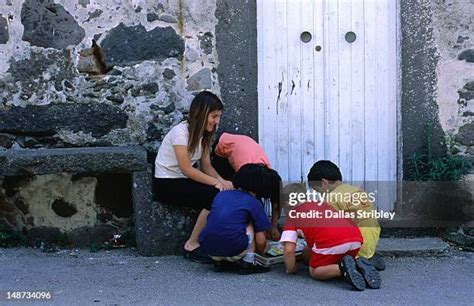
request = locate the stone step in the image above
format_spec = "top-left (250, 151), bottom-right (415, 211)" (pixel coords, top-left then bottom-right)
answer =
top-left (376, 237), bottom-right (450, 257)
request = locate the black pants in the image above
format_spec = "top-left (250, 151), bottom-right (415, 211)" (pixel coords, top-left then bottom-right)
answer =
top-left (211, 154), bottom-right (235, 181)
top-left (154, 178), bottom-right (219, 210)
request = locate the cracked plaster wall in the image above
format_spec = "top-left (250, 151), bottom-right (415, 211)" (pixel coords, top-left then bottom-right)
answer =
top-left (401, 0), bottom-right (474, 174)
top-left (431, 0), bottom-right (474, 163)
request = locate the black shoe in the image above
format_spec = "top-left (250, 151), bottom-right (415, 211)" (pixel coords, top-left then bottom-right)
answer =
top-left (369, 253), bottom-right (386, 271)
top-left (339, 255), bottom-right (366, 291)
top-left (213, 260), bottom-right (240, 272)
top-left (184, 247), bottom-right (213, 264)
top-left (238, 261), bottom-right (271, 275)
top-left (356, 257), bottom-right (382, 289)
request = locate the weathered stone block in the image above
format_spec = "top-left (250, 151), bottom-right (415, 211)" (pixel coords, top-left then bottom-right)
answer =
top-left (187, 68), bottom-right (212, 91)
top-left (162, 68), bottom-right (176, 80)
top-left (132, 167), bottom-right (198, 256)
top-left (456, 122), bottom-right (474, 146)
top-left (464, 81), bottom-right (474, 91)
top-left (0, 15), bottom-right (8, 44)
top-left (21, 0), bottom-right (85, 49)
top-left (458, 49), bottom-right (474, 63)
top-left (199, 32), bottom-right (214, 55)
top-left (67, 225), bottom-right (117, 247)
top-left (0, 146), bottom-right (147, 177)
top-left (101, 23), bottom-right (184, 66)
top-left (0, 103), bottom-right (128, 137)
top-left (131, 83), bottom-right (159, 97)
top-left (458, 89), bottom-right (474, 101)
top-left (8, 50), bottom-right (75, 98)
top-left (146, 13), bottom-right (159, 22)
top-left (0, 133), bottom-right (15, 149)
top-left (158, 14), bottom-right (177, 23)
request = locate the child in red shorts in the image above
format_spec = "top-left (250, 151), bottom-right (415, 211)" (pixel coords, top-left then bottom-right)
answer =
top-left (280, 183), bottom-right (381, 291)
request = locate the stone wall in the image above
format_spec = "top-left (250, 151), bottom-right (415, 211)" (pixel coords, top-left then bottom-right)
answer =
top-left (394, 0), bottom-right (474, 177)
top-left (399, 0), bottom-right (474, 227)
top-left (0, 0), bottom-right (225, 243)
top-left (431, 0), bottom-right (474, 166)
top-left (0, 0), bottom-right (222, 150)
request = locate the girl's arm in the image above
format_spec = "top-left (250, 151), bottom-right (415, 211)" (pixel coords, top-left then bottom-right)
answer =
top-left (174, 145), bottom-right (223, 188)
top-left (283, 241), bottom-right (297, 274)
top-left (200, 148), bottom-right (233, 189)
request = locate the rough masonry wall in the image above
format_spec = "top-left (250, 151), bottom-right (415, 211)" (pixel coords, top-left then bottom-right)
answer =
top-left (0, 0), bottom-right (221, 150)
top-left (431, 0), bottom-right (474, 164)
top-left (402, 0), bottom-right (474, 174)
top-left (0, 0), bottom-right (222, 240)
top-left (400, 0), bottom-right (474, 224)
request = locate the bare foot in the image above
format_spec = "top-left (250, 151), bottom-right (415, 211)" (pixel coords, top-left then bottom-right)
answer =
top-left (184, 240), bottom-right (199, 252)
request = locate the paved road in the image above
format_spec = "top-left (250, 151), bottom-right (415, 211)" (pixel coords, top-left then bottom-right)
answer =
top-left (0, 247), bottom-right (473, 305)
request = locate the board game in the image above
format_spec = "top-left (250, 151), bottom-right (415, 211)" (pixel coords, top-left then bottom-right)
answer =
top-left (255, 239), bottom-right (307, 267)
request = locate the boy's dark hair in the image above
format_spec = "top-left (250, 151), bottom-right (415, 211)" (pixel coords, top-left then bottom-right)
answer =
top-left (233, 164), bottom-right (281, 201)
top-left (307, 160), bottom-right (342, 184)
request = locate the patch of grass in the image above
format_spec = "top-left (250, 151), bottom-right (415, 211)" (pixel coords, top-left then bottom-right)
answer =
top-left (408, 123), bottom-right (471, 181)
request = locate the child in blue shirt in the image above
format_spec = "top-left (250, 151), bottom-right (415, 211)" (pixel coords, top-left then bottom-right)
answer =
top-left (199, 164), bottom-right (281, 274)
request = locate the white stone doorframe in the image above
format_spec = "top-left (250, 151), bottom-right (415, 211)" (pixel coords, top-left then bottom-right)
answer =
top-left (257, 0), bottom-right (401, 211)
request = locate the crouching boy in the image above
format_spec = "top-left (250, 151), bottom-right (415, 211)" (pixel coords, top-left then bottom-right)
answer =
top-left (307, 160), bottom-right (385, 271)
top-left (199, 164), bottom-right (282, 274)
top-left (280, 184), bottom-right (381, 291)
top-left (211, 132), bottom-right (282, 240)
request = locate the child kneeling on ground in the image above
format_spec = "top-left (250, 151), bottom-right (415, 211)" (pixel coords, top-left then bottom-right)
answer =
top-left (199, 164), bottom-right (282, 274)
top-left (307, 160), bottom-right (385, 271)
top-left (280, 183), bottom-right (381, 291)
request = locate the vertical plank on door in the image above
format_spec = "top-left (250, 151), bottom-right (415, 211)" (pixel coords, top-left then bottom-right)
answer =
top-left (338, 0), bottom-right (353, 182)
top-left (363, 0), bottom-right (379, 204)
top-left (351, 0), bottom-right (365, 184)
top-left (376, 0), bottom-right (391, 211)
top-left (275, 0), bottom-right (290, 180)
top-left (325, 0), bottom-right (340, 167)
top-left (313, 0), bottom-right (326, 172)
top-left (301, 0), bottom-right (315, 182)
top-left (388, 0), bottom-right (398, 208)
top-left (288, 0), bottom-right (303, 182)
top-left (257, 0), bottom-right (278, 170)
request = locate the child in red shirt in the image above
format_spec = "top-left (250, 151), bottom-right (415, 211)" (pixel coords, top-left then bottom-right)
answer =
top-left (280, 183), bottom-right (381, 291)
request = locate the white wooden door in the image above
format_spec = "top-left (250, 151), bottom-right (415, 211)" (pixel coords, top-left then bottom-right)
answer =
top-left (257, 0), bottom-right (398, 211)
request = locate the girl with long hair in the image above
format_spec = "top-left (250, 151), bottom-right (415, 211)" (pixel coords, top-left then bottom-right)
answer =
top-left (154, 91), bottom-right (233, 262)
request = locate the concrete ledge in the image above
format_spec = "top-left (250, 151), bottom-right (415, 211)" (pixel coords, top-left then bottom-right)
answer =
top-left (377, 237), bottom-right (449, 257)
top-left (0, 146), bottom-right (147, 176)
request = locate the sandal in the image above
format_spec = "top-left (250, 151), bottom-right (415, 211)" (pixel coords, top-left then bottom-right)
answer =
top-left (184, 247), bottom-right (213, 264)
top-left (356, 257), bottom-right (382, 289)
top-left (369, 253), bottom-right (386, 271)
top-left (339, 255), bottom-right (366, 291)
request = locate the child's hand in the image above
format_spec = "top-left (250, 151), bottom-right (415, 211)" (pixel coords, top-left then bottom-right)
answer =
top-left (221, 180), bottom-right (234, 190)
top-left (268, 226), bottom-right (281, 241)
top-left (214, 180), bottom-right (226, 191)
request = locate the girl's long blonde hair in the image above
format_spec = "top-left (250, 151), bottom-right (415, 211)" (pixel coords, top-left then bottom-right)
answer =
top-left (187, 91), bottom-right (224, 156)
